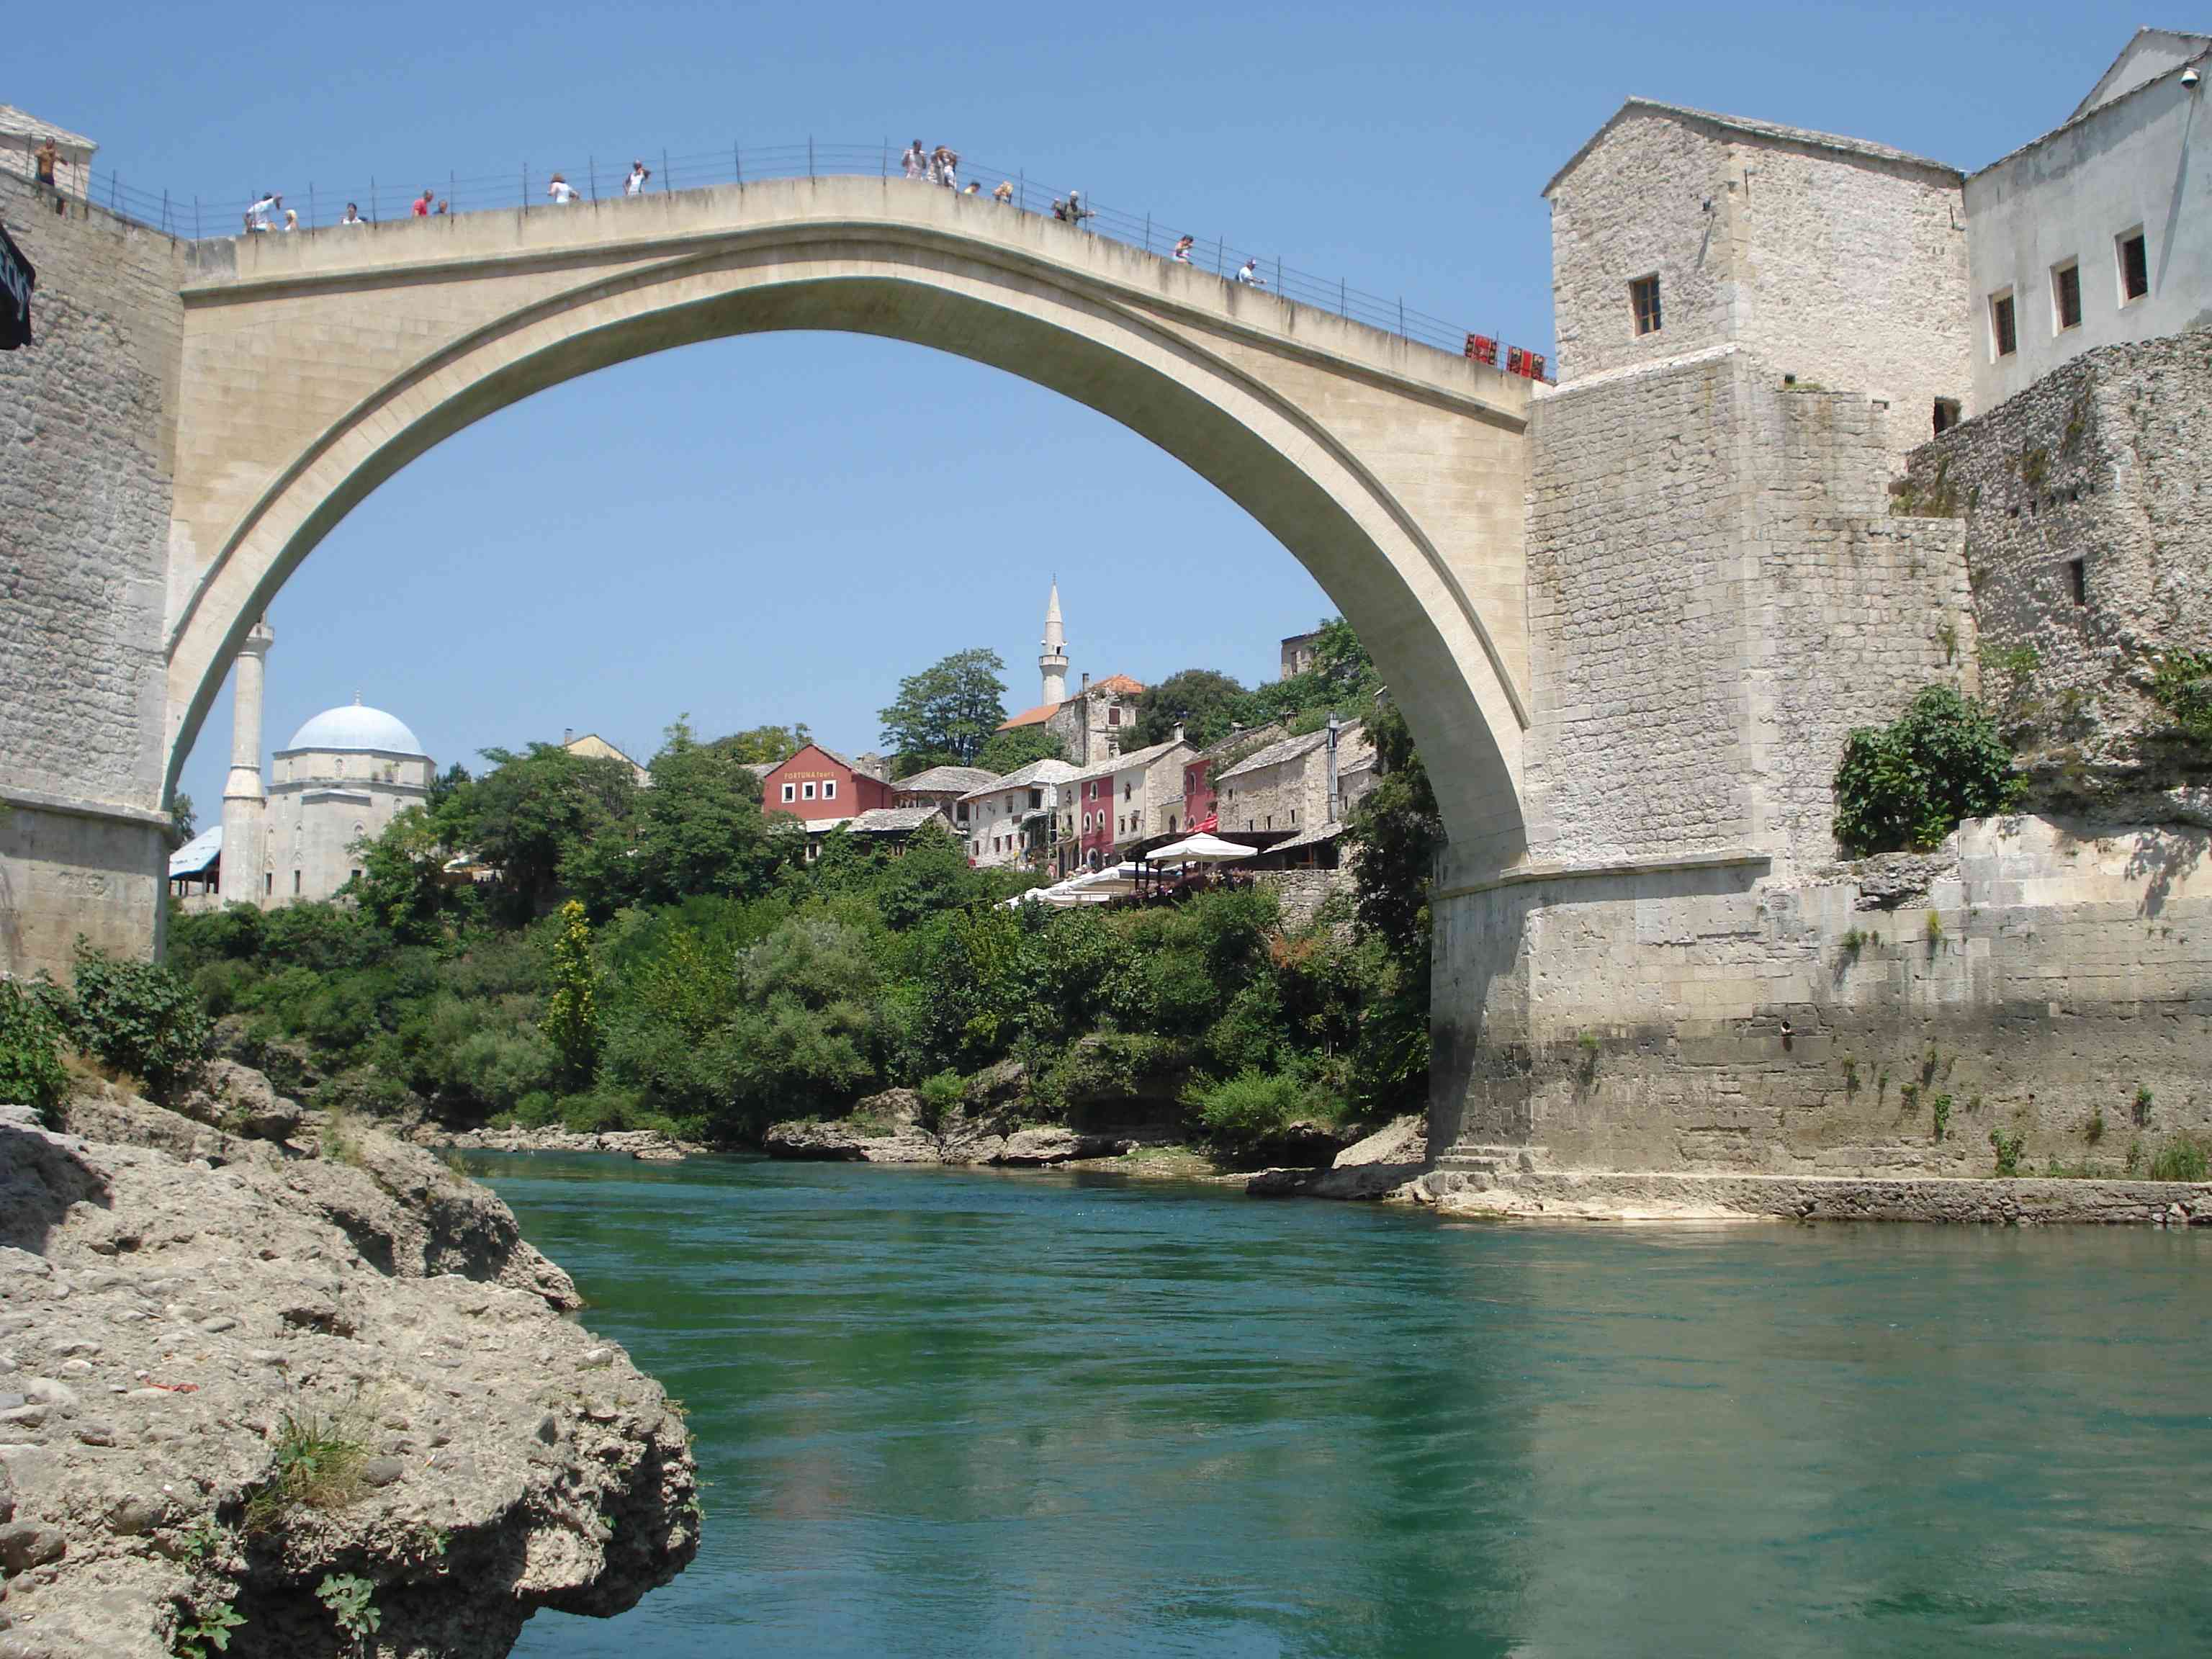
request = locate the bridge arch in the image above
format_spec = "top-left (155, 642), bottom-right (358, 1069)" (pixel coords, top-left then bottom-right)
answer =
top-left (164, 179), bottom-right (1532, 865)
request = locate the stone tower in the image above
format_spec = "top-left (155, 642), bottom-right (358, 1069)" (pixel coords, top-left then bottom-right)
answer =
top-left (1040, 580), bottom-right (1069, 707)
top-left (217, 617), bottom-right (273, 906)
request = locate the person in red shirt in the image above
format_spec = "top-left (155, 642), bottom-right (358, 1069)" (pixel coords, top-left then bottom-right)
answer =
top-left (412, 189), bottom-right (433, 217)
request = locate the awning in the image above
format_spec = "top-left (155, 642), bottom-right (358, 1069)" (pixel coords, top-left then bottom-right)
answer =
top-left (168, 824), bottom-right (222, 878)
top-left (1146, 832), bottom-right (1257, 865)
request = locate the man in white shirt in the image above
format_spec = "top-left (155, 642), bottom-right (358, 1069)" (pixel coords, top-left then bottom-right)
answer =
top-left (547, 174), bottom-right (580, 204)
top-left (625, 161), bottom-right (649, 197)
top-left (247, 193), bottom-right (278, 233)
top-left (1236, 258), bottom-right (1264, 287)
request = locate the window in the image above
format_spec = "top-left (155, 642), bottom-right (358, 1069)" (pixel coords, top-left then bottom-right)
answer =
top-left (1933, 398), bottom-right (1961, 438)
top-left (264, 872), bottom-right (273, 896)
top-left (823, 780), bottom-right (837, 801)
top-left (781, 783), bottom-right (796, 803)
top-left (2067, 557), bottom-right (2087, 607)
top-left (2117, 229), bottom-right (2149, 303)
top-left (1107, 706), bottom-right (1121, 727)
top-left (801, 781), bottom-right (816, 800)
top-left (292, 870), bottom-right (302, 895)
top-left (349, 868), bottom-right (361, 884)
top-left (1290, 808), bottom-right (1298, 825)
top-left (2051, 259), bottom-right (2082, 332)
top-left (1168, 815), bottom-right (1178, 833)
top-left (1123, 781), bottom-right (1132, 800)
top-left (1990, 290), bottom-right (2017, 359)
top-left (1629, 274), bottom-right (1663, 336)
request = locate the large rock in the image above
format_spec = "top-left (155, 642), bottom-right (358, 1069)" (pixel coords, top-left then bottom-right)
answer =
top-left (990, 1128), bottom-right (1136, 1166)
top-left (173, 1058), bottom-right (305, 1143)
top-left (761, 1118), bottom-right (938, 1165)
top-left (0, 1097), bottom-right (698, 1658)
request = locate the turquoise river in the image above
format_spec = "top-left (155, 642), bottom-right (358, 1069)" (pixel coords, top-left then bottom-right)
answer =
top-left (476, 1153), bottom-right (2211, 1657)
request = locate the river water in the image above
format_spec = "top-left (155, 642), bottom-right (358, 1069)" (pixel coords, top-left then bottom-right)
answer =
top-left (480, 1153), bottom-right (2211, 1658)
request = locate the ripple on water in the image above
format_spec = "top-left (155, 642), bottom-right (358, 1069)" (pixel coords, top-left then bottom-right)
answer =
top-left (482, 1154), bottom-right (2212, 1659)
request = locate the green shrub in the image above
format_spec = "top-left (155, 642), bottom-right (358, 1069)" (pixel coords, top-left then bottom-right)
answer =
top-left (2146, 1136), bottom-right (2209, 1184)
top-left (1833, 685), bottom-right (2024, 855)
top-left (509, 1089), bottom-right (562, 1128)
top-left (63, 943), bottom-right (210, 1101)
top-left (0, 979), bottom-right (70, 1125)
top-left (2147, 649), bottom-right (2212, 742)
top-left (1989, 1125), bottom-right (2027, 1178)
top-left (917, 1070), bottom-right (963, 1130)
top-left (1187, 1069), bottom-right (1308, 1154)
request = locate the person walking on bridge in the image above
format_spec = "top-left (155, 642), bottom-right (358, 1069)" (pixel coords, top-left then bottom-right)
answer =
top-left (625, 160), bottom-right (650, 197)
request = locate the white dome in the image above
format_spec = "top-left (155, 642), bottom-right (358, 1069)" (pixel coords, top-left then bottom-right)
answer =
top-left (283, 700), bottom-right (426, 756)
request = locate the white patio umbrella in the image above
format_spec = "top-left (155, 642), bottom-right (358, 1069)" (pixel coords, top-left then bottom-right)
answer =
top-left (1146, 832), bottom-right (1257, 866)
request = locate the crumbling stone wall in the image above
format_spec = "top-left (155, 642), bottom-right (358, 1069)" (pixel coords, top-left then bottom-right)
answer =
top-left (0, 174), bottom-right (186, 972)
top-left (1896, 326), bottom-right (2212, 824)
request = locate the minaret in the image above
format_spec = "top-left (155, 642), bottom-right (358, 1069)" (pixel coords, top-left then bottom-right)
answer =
top-left (218, 617), bottom-right (274, 907)
top-left (1040, 580), bottom-right (1069, 706)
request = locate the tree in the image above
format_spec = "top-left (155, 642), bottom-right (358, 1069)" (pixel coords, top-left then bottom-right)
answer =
top-left (712, 723), bottom-right (812, 766)
top-left (343, 806), bottom-right (451, 943)
top-left (621, 719), bottom-right (791, 907)
top-left (1238, 616), bottom-right (1381, 731)
top-left (974, 724), bottom-right (1069, 775)
top-left (437, 745), bottom-right (636, 920)
top-left (1131, 670), bottom-right (1248, 750)
top-left (426, 761), bottom-right (472, 813)
top-left (541, 901), bottom-right (601, 1086)
top-left (167, 792), bottom-right (197, 850)
top-left (878, 648), bottom-right (1008, 772)
top-left (1344, 695), bottom-right (1444, 1110)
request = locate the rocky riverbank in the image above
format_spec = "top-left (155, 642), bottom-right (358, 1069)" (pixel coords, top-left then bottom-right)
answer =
top-left (0, 1070), bottom-right (698, 1659)
top-left (409, 1125), bottom-right (698, 1163)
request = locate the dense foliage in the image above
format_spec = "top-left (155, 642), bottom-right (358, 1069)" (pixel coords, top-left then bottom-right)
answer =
top-left (973, 724), bottom-right (1069, 774)
top-left (2147, 649), bottom-right (2212, 744)
top-left (878, 647), bottom-right (1010, 773)
top-left (60, 943), bottom-right (211, 1101)
top-left (1833, 685), bottom-right (2025, 857)
top-left (0, 980), bottom-right (69, 1125)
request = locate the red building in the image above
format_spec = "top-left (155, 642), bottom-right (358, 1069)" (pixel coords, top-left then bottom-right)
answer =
top-left (760, 744), bottom-right (894, 826)
top-left (1182, 755), bottom-right (1219, 833)
top-left (1077, 773), bottom-right (1118, 868)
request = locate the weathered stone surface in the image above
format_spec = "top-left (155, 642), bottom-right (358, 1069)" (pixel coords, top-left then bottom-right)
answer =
top-left (1421, 1169), bottom-right (2212, 1226)
top-left (421, 1126), bottom-right (694, 1162)
top-left (990, 1128), bottom-right (1135, 1166)
top-left (0, 1098), bottom-right (698, 1657)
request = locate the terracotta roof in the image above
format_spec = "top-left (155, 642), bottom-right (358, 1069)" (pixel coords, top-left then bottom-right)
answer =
top-left (1545, 98), bottom-right (1959, 199)
top-left (894, 765), bottom-right (999, 795)
top-left (994, 673), bottom-right (1146, 732)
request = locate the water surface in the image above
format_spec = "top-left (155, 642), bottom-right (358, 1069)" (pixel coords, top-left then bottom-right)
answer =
top-left (484, 1154), bottom-right (2211, 1657)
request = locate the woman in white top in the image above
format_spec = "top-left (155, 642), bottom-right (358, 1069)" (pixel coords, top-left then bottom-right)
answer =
top-left (547, 174), bottom-right (580, 204)
top-left (340, 203), bottom-right (364, 226)
top-left (902, 140), bottom-right (927, 181)
top-left (625, 161), bottom-right (649, 197)
top-left (938, 148), bottom-right (958, 191)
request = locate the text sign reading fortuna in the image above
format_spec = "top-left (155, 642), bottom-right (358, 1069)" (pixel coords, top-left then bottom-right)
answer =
top-left (0, 223), bottom-right (32, 350)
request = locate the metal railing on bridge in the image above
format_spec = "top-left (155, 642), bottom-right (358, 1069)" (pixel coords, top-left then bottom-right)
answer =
top-left (57, 144), bottom-right (1548, 375)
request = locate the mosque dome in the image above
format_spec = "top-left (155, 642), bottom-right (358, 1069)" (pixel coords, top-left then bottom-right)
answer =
top-left (283, 698), bottom-right (426, 756)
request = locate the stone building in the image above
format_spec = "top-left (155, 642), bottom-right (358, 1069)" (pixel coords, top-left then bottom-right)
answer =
top-left (961, 757), bottom-right (1076, 869)
top-left (891, 765), bottom-right (998, 827)
top-left (1067, 734), bottom-right (1196, 868)
top-left (560, 730), bottom-right (649, 786)
top-left (993, 585), bottom-right (1144, 765)
top-left (263, 700), bottom-right (435, 905)
top-left (1213, 720), bottom-right (1376, 850)
top-left (1279, 630), bottom-right (1320, 680)
top-left (1544, 99), bottom-right (1972, 469)
top-left (1964, 29), bottom-right (2211, 411)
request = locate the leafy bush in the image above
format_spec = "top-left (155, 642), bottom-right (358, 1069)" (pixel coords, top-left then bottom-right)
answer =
top-left (63, 943), bottom-right (209, 1101)
top-left (917, 1070), bottom-right (963, 1130)
top-left (1833, 685), bottom-right (2025, 855)
top-left (1989, 1125), bottom-right (2027, 1178)
top-left (0, 979), bottom-right (70, 1125)
top-left (2147, 649), bottom-right (2212, 743)
top-left (2146, 1135), bottom-right (2208, 1184)
top-left (1187, 1069), bottom-right (1308, 1155)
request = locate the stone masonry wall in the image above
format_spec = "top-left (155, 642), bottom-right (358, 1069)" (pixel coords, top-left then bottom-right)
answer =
top-left (1547, 112), bottom-right (1735, 382)
top-left (1522, 353), bottom-right (1757, 863)
top-left (0, 174), bottom-right (187, 972)
top-left (1895, 326), bottom-right (2212, 824)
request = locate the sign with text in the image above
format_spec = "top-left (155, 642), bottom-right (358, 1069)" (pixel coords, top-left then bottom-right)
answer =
top-left (0, 222), bottom-right (33, 350)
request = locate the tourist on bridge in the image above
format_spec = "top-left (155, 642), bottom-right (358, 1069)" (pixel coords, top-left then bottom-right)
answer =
top-left (1172, 235), bottom-right (1194, 263)
top-left (902, 140), bottom-right (927, 181)
top-left (413, 189), bottom-right (433, 217)
top-left (340, 202), bottom-right (364, 227)
top-left (33, 137), bottom-right (63, 214)
top-left (1236, 258), bottom-right (1264, 287)
top-left (626, 160), bottom-right (650, 197)
top-left (282, 207), bottom-right (298, 233)
top-left (992, 179), bottom-right (1013, 205)
top-left (246, 192), bottom-right (278, 233)
top-left (547, 174), bottom-right (580, 204)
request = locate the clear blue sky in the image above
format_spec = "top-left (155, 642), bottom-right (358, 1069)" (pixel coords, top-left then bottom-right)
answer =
top-left (17, 1), bottom-right (2133, 812)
